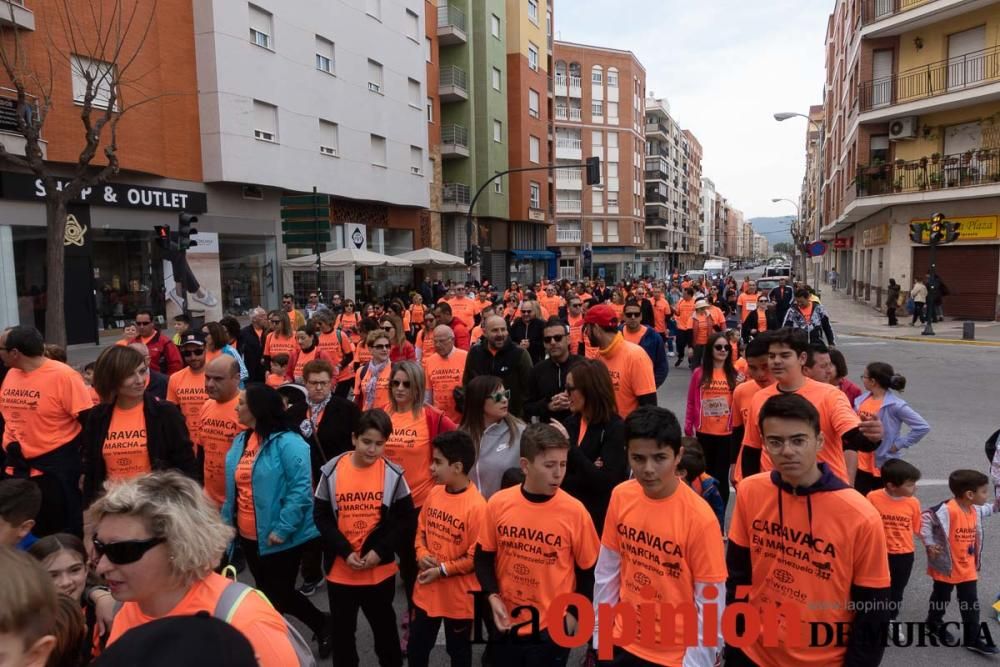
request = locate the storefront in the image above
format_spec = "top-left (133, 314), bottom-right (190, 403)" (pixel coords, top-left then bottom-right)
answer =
top-left (591, 247), bottom-right (636, 284)
top-left (509, 249), bottom-right (554, 286)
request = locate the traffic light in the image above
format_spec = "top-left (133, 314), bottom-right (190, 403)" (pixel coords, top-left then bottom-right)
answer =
top-left (944, 221), bottom-right (961, 243)
top-left (909, 222), bottom-right (924, 243)
top-left (929, 220), bottom-right (944, 244)
top-left (154, 225), bottom-right (171, 249)
top-left (178, 213), bottom-right (199, 251)
top-left (585, 156), bottom-right (602, 186)
top-left (471, 245), bottom-right (481, 265)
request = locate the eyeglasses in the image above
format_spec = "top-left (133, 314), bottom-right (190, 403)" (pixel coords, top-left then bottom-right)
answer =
top-left (135, 321), bottom-right (153, 326)
top-left (713, 344), bottom-right (729, 351)
top-left (92, 536), bottom-right (165, 565)
top-left (543, 334), bottom-right (565, 343)
top-left (372, 343), bottom-right (391, 350)
top-left (624, 312), bottom-right (642, 318)
top-left (520, 310), bottom-right (533, 315)
top-left (391, 379), bottom-right (411, 388)
top-left (181, 348), bottom-right (205, 357)
top-left (569, 302), bottom-right (582, 308)
top-left (488, 389), bottom-right (511, 403)
top-left (268, 319), bottom-right (281, 324)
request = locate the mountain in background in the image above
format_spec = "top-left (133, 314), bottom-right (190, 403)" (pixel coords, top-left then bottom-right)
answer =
top-left (748, 216), bottom-right (795, 245)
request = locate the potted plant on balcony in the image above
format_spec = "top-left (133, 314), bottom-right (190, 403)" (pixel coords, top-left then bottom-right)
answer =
top-left (962, 150), bottom-right (974, 164)
top-left (929, 172), bottom-right (943, 189)
top-left (919, 156), bottom-right (928, 168)
top-left (978, 148), bottom-right (993, 161)
top-left (930, 152), bottom-right (941, 165)
top-left (893, 177), bottom-right (904, 192)
top-left (916, 173), bottom-right (927, 191)
top-left (895, 158), bottom-right (905, 168)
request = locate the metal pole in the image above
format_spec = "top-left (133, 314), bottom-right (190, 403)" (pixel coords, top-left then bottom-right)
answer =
top-left (313, 185), bottom-right (323, 303)
top-left (922, 239), bottom-right (937, 336)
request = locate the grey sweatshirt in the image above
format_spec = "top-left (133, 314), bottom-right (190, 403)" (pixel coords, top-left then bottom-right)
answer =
top-left (469, 419), bottom-right (525, 500)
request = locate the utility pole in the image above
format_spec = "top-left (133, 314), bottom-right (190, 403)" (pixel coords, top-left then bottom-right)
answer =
top-left (909, 212), bottom-right (960, 336)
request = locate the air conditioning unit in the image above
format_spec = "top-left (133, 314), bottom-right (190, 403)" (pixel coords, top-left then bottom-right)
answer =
top-left (889, 117), bottom-right (918, 141)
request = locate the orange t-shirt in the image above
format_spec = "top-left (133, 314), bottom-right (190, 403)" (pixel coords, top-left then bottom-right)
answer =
top-left (106, 572), bottom-right (298, 667)
top-left (601, 480), bottom-right (727, 665)
top-left (737, 292), bottom-right (757, 321)
top-left (385, 408), bottom-right (436, 508)
top-left (413, 483), bottom-right (487, 619)
top-left (598, 335), bottom-right (657, 418)
top-left (449, 297), bottom-right (476, 329)
top-left (690, 313), bottom-right (713, 346)
top-left (568, 314), bottom-right (584, 354)
top-left (610, 302), bottom-right (624, 321)
top-left (317, 330), bottom-right (352, 370)
top-left (652, 298), bottom-right (671, 334)
top-left (0, 359), bottom-right (92, 459)
top-left (743, 378), bottom-right (861, 483)
top-left (931, 499), bottom-right (979, 583)
top-left (166, 367), bottom-right (208, 444)
top-left (205, 349), bottom-right (222, 365)
top-left (801, 303), bottom-right (814, 322)
top-left (416, 330), bottom-right (436, 369)
top-left (336, 312), bottom-right (362, 344)
top-left (734, 356), bottom-right (748, 378)
top-left (539, 295), bottom-right (564, 317)
top-left (102, 403), bottom-right (151, 482)
top-left (265, 373), bottom-right (284, 388)
top-left (867, 489), bottom-right (921, 555)
top-left (326, 456), bottom-right (399, 585)
top-left (425, 349), bottom-right (468, 424)
top-left (477, 486), bottom-right (599, 634)
top-left (409, 304), bottom-right (426, 327)
top-left (291, 347), bottom-right (324, 382)
top-left (855, 395), bottom-right (883, 477)
top-left (354, 342), bottom-right (372, 370)
top-left (620, 324), bottom-right (646, 346)
top-left (470, 325), bottom-right (484, 346)
top-left (354, 362), bottom-right (391, 411)
top-left (698, 368), bottom-right (734, 436)
top-left (674, 298), bottom-right (695, 330)
top-left (263, 333), bottom-right (296, 360)
top-left (731, 380), bottom-right (772, 485)
top-left (728, 473), bottom-right (890, 667)
top-left (235, 433), bottom-right (261, 540)
top-left (198, 397), bottom-right (242, 507)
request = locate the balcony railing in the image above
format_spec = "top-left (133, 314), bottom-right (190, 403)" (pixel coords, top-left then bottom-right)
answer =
top-left (556, 172), bottom-right (582, 189)
top-left (860, 0), bottom-right (928, 26)
top-left (556, 138), bottom-right (582, 150)
top-left (441, 124), bottom-right (468, 149)
top-left (856, 150), bottom-right (1000, 197)
top-left (556, 199), bottom-right (582, 213)
top-left (645, 120), bottom-right (670, 135)
top-left (442, 182), bottom-right (471, 206)
top-left (439, 66), bottom-right (468, 102)
top-left (437, 4), bottom-right (466, 32)
top-left (860, 44), bottom-right (1000, 111)
top-left (556, 228), bottom-right (582, 243)
top-left (645, 168), bottom-right (668, 181)
top-left (554, 106), bottom-right (582, 121)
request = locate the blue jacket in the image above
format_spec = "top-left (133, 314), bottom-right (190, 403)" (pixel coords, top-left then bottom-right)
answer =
top-left (619, 324), bottom-right (668, 387)
top-left (853, 390), bottom-right (930, 468)
top-left (221, 429), bottom-right (319, 555)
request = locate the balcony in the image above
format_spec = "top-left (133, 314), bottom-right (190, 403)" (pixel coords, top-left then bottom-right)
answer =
top-left (556, 171), bottom-right (582, 190)
top-left (860, 0), bottom-right (993, 37)
top-left (646, 191), bottom-right (669, 205)
top-left (554, 106), bottom-right (582, 122)
top-left (0, 0), bottom-right (34, 30)
top-left (442, 182), bottom-right (470, 213)
top-left (555, 137), bottom-right (582, 160)
top-left (554, 74), bottom-right (582, 98)
top-left (556, 228), bottom-right (582, 243)
top-left (556, 199), bottom-right (582, 213)
top-left (645, 167), bottom-right (668, 182)
top-left (645, 120), bottom-right (669, 137)
top-left (857, 150), bottom-right (1000, 198)
top-left (440, 124), bottom-right (469, 159)
top-left (439, 66), bottom-right (468, 103)
top-left (437, 5), bottom-right (467, 46)
top-left (859, 44), bottom-right (1000, 119)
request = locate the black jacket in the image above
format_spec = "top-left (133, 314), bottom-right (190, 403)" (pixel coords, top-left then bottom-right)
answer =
top-left (769, 285), bottom-right (794, 321)
top-left (509, 317), bottom-right (546, 364)
top-left (561, 414), bottom-right (628, 530)
top-left (287, 396), bottom-right (361, 480)
top-left (147, 370), bottom-right (168, 402)
top-left (239, 325), bottom-right (267, 383)
top-left (523, 355), bottom-right (583, 425)
top-left (462, 340), bottom-right (533, 419)
top-left (81, 394), bottom-right (198, 504)
top-left (741, 308), bottom-right (779, 343)
top-left (639, 298), bottom-right (655, 328)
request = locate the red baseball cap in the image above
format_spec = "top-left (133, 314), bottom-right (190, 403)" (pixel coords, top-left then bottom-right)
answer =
top-left (583, 304), bottom-right (619, 328)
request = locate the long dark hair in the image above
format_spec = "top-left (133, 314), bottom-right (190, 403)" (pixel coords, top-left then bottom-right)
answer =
top-left (459, 375), bottom-right (521, 449)
top-left (243, 383), bottom-right (295, 441)
top-left (865, 361), bottom-right (906, 392)
top-left (566, 359), bottom-right (616, 425)
top-left (700, 332), bottom-right (738, 391)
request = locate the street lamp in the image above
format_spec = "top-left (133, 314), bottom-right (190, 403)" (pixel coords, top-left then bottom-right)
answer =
top-left (775, 110), bottom-right (825, 286)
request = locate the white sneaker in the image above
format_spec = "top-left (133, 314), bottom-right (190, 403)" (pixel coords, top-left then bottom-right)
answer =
top-left (668, 351), bottom-right (677, 357)
top-left (166, 288), bottom-right (186, 311)
top-left (191, 289), bottom-right (219, 308)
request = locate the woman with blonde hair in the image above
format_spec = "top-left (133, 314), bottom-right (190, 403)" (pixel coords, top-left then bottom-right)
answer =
top-left (89, 471), bottom-right (303, 666)
top-left (263, 310), bottom-right (296, 369)
top-left (378, 313), bottom-right (415, 363)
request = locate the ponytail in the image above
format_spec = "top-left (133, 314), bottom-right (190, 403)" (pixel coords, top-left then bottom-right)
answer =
top-left (866, 361), bottom-right (904, 392)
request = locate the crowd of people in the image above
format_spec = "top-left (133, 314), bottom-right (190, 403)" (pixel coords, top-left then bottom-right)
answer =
top-left (0, 270), bottom-right (998, 667)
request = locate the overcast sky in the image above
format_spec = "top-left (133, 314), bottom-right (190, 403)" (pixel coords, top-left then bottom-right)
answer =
top-left (555, 0), bottom-right (831, 220)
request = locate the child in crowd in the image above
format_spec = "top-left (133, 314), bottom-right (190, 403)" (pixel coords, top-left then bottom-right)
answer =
top-left (408, 431), bottom-right (486, 667)
top-left (172, 313), bottom-right (191, 345)
top-left (676, 442), bottom-right (725, 531)
top-left (922, 468), bottom-right (1000, 655)
top-left (313, 409), bottom-right (414, 667)
top-left (475, 423), bottom-right (599, 666)
top-left (267, 353), bottom-right (290, 388)
top-left (866, 459), bottom-right (923, 640)
top-left (0, 547), bottom-right (60, 667)
top-left (0, 479), bottom-right (41, 550)
top-left (80, 362), bottom-right (95, 386)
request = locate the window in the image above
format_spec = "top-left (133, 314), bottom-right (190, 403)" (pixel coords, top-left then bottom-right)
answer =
top-left (492, 67), bottom-right (502, 91)
top-left (529, 182), bottom-right (541, 209)
top-left (607, 132), bottom-right (618, 148)
top-left (70, 55), bottom-right (117, 109)
top-left (315, 36), bottom-right (334, 74)
top-left (592, 68), bottom-right (603, 85)
top-left (319, 120), bottom-right (339, 156)
top-left (529, 136), bottom-right (540, 163)
top-left (408, 78), bottom-right (421, 108)
top-left (367, 59), bottom-right (383, 93)
top-left (494, 179), bottom-right (503, 194)
top-left (607, 193), bottom-right (618, 211)
top-left (370, 134), bottom-right (387, 166)
top-left (608, 163), bottom-right (618, 178)
top-left (607, 220), bottom-right (619, 242)
top-left (491, 14), bottom-right (501, 38)
top-left (607, 102), bottom-right (618, 120)
top-left (592, 101), bottom-right (604, 117)
top-left (593, 220), bottom-right (604, 242)
top-left (366, 0), bottom-right (381, 20)
top-left (249, 4), bottom-right (273, 49)
top-left (528, 89), bottom-right (540, 118)
top-left (426, 37), bottom-right (433, 62)
top-left (426, 97), bottom-right (434, 123)
top-left (592, 190), bottom-right (603, 211)
top-left (410, 146), bottom-right (423, 175)
top-left (869, 135), bottom-right (889, 163)
top-left (252, 100), bottom-right (277, 142)
top-left (547, 10), bottom-right (552, 36)
top-left (493, 119), bottom-right (502, 142)
top-left (405, 9), bottom-right (419, 41)
top-left (528, 43), bottom-right (539, 71)
top-left (608, 68), bottom-right (619, 87)
top-left (528, 0), bottom-right (539, 24)
top-left (592, 130), bottom-right (603, 146)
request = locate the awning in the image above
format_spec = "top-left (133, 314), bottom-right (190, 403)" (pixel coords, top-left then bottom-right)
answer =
top-left (395, 248), bottom-right (466, 267)
top-left (510, 249), bottom-right (555, 261)
top-left (281, 247), bottom-right (413, 269)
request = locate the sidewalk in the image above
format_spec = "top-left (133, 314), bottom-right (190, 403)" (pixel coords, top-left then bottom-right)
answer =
top-left (820, 285), bottom-right (1000, 346)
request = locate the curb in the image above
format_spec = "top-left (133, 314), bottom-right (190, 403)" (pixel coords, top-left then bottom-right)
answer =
top-left (843, 331), bottom-right (1000, 347)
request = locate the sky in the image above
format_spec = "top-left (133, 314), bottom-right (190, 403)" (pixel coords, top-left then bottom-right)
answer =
top-left (554, 0), bottom-right (832, 220)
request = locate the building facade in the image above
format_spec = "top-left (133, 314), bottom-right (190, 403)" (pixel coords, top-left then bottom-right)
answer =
top-left (642, 97), bottom-right (687, 276)
top-left (819, 0), bottom-right (1000, 319)
top-left (683, 129), bottom-right (704, 270)
top-left (550, 40), bottom-right (646, 282)
top-left (700, 177), bottom-right (717, 256)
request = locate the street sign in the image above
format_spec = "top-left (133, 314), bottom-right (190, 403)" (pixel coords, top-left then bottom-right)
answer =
top-left (280, 194), bottom-right (331, 207)
top-left (281, 191), bottom-right (331, 245)
top-left (280, 207), bottom-right (330, 219)
top-left (808, 241), bottom-right (828, 257)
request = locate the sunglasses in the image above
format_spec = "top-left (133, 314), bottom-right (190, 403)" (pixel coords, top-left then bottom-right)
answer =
top-left (520, 310), bottom-right (533, 315)
top-left (569, 302), bottom-right (582, 307)
top-left (488, 389), bottom-right (511, 403)
top-left (713, 344), bottom-right (729, 351)
top-left (624, 312), bottom-right (641, 318)
top-left (269, 319), bottom-right (281, 324)
top-left (372, 343), bottom-right (391, 350)
top-left (181, 348), bottom-right (205, 357)
top-left (92, 536), bottom-right (165, 565)
top-left (135, 321), bottom-right (153, 326)
top-left (543, 334), bottom-right (565, 343)
top-left (391, 379), bottom-right (411, 388)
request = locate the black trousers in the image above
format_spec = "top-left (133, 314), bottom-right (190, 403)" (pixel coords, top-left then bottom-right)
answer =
top-left (397, 507), bottom-right (420, 610)
top-left (888, 552), bottom-right (914, 620)
top-left (328, 577), bottom-right (402, 667)
top-left (493, 629), bottom-right (570, 666)
top-left (854, 470), bottom-right (885, 496)
top-left (299, 537), bottom-right (323, 584)
top-left (406, 606), bottom-right (472, 667)
top-left (696, 431), bottom-right (732, 509)
top-left (690, 344), bottom-right (704, 368)
top-left (887, 306), bottom-right (898, 326)
top-left (32, 473), bottom-right (78, 537)
top-left (911, 302), bottom-right (925, 324)
top-left (239, 538), bottom-right (325, 637)
top-left (722, 645), bottom-right (761, 666)
top-left (675, 329), bottom-right (691, 363)
top-left (926, 578), bottom-right (981, 644)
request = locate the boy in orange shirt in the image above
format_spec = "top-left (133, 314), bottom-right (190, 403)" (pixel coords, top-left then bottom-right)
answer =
top-left (475, 423), bottom-right (600, 665)
top-left (408, 431), bottom-right (487, 667)
top-left (921, 468), bottom-right (1000, 655)
top-left (594, 407), bottom-right (726, 665)
top-left (866, 458), bottom-right (923, 641)
top-left (730, 333), bottom-right (773, 486)
top-left (265, 354), bottom-right (288, 388)
top-left (313, 409), bottom-right (415, 667)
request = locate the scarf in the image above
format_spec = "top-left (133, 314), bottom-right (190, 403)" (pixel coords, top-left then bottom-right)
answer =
top-left (363, 359), bottom-right (389, 410)
top-left (300, 393), bottom-right (333, 439)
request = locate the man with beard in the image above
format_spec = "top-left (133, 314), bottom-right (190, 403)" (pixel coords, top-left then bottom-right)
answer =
top-left (582, 305), bottom-right (657, 418)
top-left (462, 316), bottom-right (532, 419)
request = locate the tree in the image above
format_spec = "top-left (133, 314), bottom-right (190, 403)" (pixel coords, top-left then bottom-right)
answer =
top-left (0, 0), bottom-right (158, 346)
top-left (772, 242), bottom-right (793, 255)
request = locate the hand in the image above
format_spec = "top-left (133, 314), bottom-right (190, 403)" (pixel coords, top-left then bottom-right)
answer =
top-left (417, 567), bottom-right (442, 584)
top-left (594, 457), bottom-right (604, 469)
top-left (927, 544), bottom-right (944, 556)
top-left (361, 550), bottom-right (381, 569)
top-left (519, 339), bottom-right (530, 349)
top-left (548, 419), bottom-right (571, 443)
top-left (858, 415), bottom-right (883, 443)
top-left (489, 595), bottom-right (511, 632)
top-left (548, 393), bottom-right (570, 412)
top-left (889, 445), bottom-right (900, 454)
top-left (267, 532), bottom-right (285, 546)
top-left (93, 591), bottom-right (115, 635)
top-left (418, 555), bottom-right (440, 571)
top-left (346, 552), bottom-right (365, 569)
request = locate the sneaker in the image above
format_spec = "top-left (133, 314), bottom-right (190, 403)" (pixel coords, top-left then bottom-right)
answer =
top-left (191, 289), bottom-right (219, 308)
top-left (166, 288), bottom-right (186, 311)
top-left (297, 578), bottom-right (323, 596)
top-left (933, 625), bottom-right (959, 646)
top-left (966, 642), bottom-right (1000, 656)
top-left (674, 357), bottom-right (682, 367)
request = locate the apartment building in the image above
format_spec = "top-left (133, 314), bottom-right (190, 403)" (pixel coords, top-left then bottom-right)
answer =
top-left (551, 40), bottom-right (646, 282)
top-left (701, 177), bottom-right (718, 256)
top-left (714, 192), bottom-right (730, 259)
top-left (819, 0), bottom-right (1000, 319)
top-left (426, 0), bottom-right (443, 251)
top-left (725, 206), bottom-right (743, 259)
top-left (642, 97), bottom-right (688, 277)
top-left (684, 129), bottom-right (704, 270)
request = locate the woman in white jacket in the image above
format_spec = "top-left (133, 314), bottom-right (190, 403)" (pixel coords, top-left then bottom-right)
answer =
top-left (458, 375), bottom-right (525, 499)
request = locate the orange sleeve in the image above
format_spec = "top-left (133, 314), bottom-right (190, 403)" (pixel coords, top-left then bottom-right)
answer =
top-left (912, 499), bottom-right (923, 536)
top-left (731, 389), bottom-right (745, 428)
top-left (65, 368), bottom-right (95, 418)
top-left (687, 503), bottom-right (728, 582)
top-left (852, 510), bottom-right (892, 588)
top-left (166, 374), bottom-right (179, 404)
top-left (442, 500), bottom-right (485, 576)
top-left (631, 348), bottom-right (657, 397)
top-left (263, 335), bottom-right (273, 357)
top-left (230, 593), bottom-right (301, 667)
top-left (415, 504), bottom-right (431, 562)
top-left (827, 389), bottom-right (861, 439)
top-left (743, 396), bottom-right (762, 449)
top-left (573, 502), bottom-right (601, 569)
